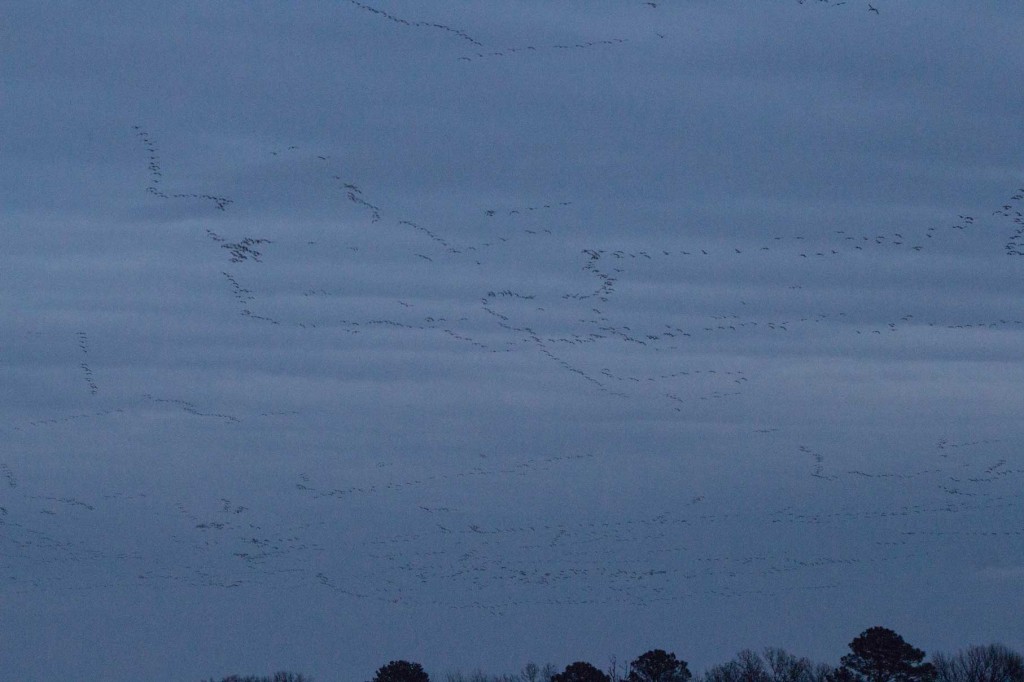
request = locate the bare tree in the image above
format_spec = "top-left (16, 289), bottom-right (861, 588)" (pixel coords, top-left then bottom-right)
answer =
top-left (609, 655), bottom-right (622, 682)
top-left (704, 649), bottom-right (830, 682)
top-left (703, 650), bottom-right (770, 682)
top-left (204, 674), bottom-right (312, 682)
top-left (446, 670), bottom-right (520, 682)
top-left (763, 647), bottom-right (829, 682)
top-left (521, 662), bottom-right (559, 682)
top-left (933, 644), bottom-right (1024, 682)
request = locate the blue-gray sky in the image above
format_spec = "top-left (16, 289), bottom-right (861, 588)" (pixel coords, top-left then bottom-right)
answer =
top-left (2, 2), bottom-right (1023, 680)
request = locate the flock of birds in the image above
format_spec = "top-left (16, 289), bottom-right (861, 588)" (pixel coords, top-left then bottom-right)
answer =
top-left (5, 435), bottom-right (1013, 611)
top-left (352, 0), bottom-right (892, 64)
top-left (2, 0), bottom-right (1021, 622)
top-left (75, 331), bottom-right (98, 396)
top-left (143, 132), bottom-right (1022, 412)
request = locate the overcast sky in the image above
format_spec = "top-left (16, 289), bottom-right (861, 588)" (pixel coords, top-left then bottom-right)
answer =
top-left (2, 2), bottom-right (1024, 680)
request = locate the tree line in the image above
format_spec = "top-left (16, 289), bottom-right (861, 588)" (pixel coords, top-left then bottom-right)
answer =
top-left (205, 627), bottom-right (1024, 682)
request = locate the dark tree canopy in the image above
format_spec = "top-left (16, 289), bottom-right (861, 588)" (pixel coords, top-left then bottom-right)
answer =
top-left (841, 627), bottom-right (937, 682)
top-left (628, 649), bottom-right (692, 682)
top-left (552, 662), bottom-right (611, 682)
top-left (373, 660), bottom-right (431, 682)
top-left (826, 668), bottom-right (862, 682)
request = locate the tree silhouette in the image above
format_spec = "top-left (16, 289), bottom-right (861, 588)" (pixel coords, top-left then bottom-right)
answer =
top-left (373, 661), bottom-right (431, 682)
top-left (932, 644), bottom-right (1024, 682)
top-left (521, 663), bottom-right (559, 682)
top-left (703, 650), bottom-right (771, 682)
top-left (204, 673), bottom-right (311, 682)
top-left (553, 662), bottom-right (612, 682)
top-left (628, 650), bottom-right (692, 682)
top-left (763, 648), bottom-right (832, 682)
top-left (840, 627), bottom-right (937, 682)
top-left (703, 649), bottom-right (832, 682)
top-left (825, 668), bottom-right (861, 682)
top-left (522, 663), bottom-right (543, 682)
